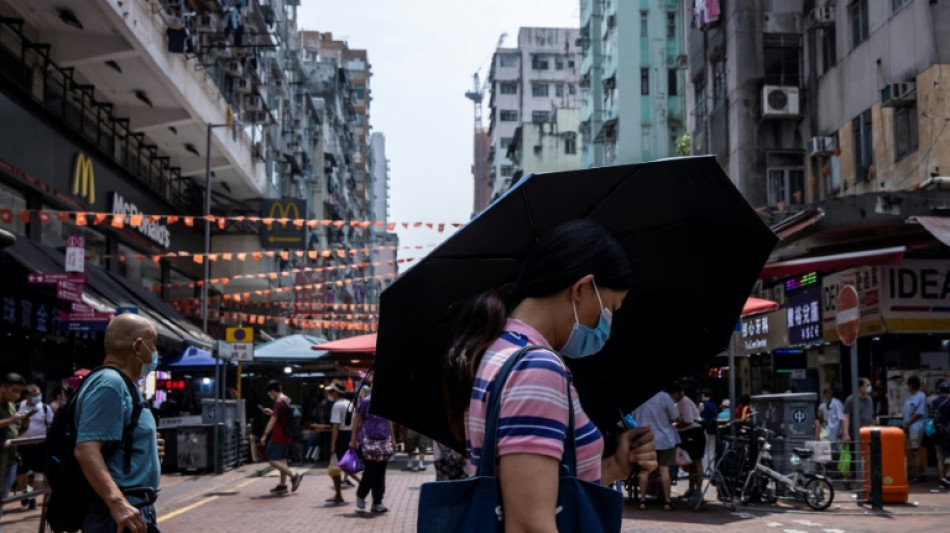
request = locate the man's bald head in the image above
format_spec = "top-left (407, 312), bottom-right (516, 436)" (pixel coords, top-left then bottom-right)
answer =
top-left (104, 313), bottom-right (157, 358)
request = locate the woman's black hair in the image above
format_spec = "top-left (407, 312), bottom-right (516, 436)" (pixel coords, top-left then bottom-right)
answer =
top-left (443, 219), bottom-right (633, 442)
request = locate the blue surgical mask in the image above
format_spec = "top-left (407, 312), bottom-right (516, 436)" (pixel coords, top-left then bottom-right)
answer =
top-left (31, 395), bottom-right (41, 404)
top-left (136, 339), bottom-right (160, 378)
top-left (560, 281), bottom-right (613, 359)
top-left (864, 385), bottom-right (872, 395)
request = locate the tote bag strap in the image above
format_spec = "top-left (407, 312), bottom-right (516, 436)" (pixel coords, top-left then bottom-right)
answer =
top-left (477, 345), bottom-right (578, 477)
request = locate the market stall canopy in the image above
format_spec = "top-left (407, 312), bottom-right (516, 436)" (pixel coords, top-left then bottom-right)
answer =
top-left (254, 334), bottom-right (329, 361)
top-left (759, 246), bottom-right (905, 279)
top-left (311, 333), bottom-right (377, 355)
top-left (165, 346), bottom-right (219, 368)
top-left (915, 216), bottom-right (950, 247)
top-left (742, 297), bottom-right (779, 316)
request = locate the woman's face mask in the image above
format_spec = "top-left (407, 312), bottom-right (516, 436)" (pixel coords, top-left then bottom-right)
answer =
top-left (560, 281), bottom-right (612, 359)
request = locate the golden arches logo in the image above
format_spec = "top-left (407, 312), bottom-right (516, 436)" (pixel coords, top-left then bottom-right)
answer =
top-left (267, 201), bottom-right (301, 229)
top-left (72, 153), bottom-right (95, 204)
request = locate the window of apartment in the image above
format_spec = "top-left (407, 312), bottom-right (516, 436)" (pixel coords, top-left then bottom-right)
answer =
top-left (352, 86), bottom-right (366, 99)
top-left (569, 84), bottom-right (576, 95)
top-left (892, 0), bottom-right (911, 11)
top-left (767, 168), bottom-right (806, 206)
top-left (531, 54), bottom-right (549, 70)
top-left (532, 110), bottom-right (550, 123)
top-left (532, 83), bottom-right (549, 97)
top-left (667, 11), bottom-right (676, 39)
top-left (642, 126), bottom-right (652, 156)
top-left (763, 33), bottom-right (802, 87)
top-left (568, 59), bottom-right (575, 68)
top-left (500, 137), bottom-right (513, 149)
top-left (894, 102), bottom-right (919, 161)
top-left (565, 136), bottom-right (577, 155)
top-left (641, 68), bottom-right (650, 95)
top-left (500, 110), bottom-right (518, 121)
top-left (852, 109), bottom-right (874, 181)
top-left (668, 69), bottom-right (678, 96)
top-left (499, 54), bottom-right (518, 67)
top-left (820, 28), bottom-right (837, 74)
top-left (850, 0), bottom-right (870, 49)
top-left (500, 165), bottom-right (514, 177)
top-left (694, 78), bottom-right (707, 117)
top-left (640, 11), bottom-right (649, 37)
top-left (555, 56), bottom-right (564, 70)
top-left (500, 82), bottom-right (517, 94)
top-left (555, 83), bottom-right (565, 97)
top-left (713, 60), bottom-right (727, 106)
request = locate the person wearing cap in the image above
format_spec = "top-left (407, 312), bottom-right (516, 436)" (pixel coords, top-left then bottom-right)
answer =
top-left (325, 382), bottom-right (357, 504)
top-left (930, 380), bottom-right (950, 489)
top-left (716, 399), bottom-right (731, 421)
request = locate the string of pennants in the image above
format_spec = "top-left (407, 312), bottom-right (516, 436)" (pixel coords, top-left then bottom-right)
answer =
top-left (0, 208), bottom-right (465, 233)
top-left (170, 299), bottom-right (380, 313)
top-left (215, 273), bottom-right (398, 301)
top-left (164, 258), bottom-right (422, 290)
top-left (177, 306), bottom-right (378, 331)
top-left (101, 244), bottom-right (434, 266)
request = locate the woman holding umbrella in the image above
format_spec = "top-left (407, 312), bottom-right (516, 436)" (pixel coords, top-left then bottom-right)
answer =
top-left (445, 219), bottom-right (658, 531)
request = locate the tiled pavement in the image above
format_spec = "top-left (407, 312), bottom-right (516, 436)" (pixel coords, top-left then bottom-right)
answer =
top-left (4, 457), bottom-right (950, 532)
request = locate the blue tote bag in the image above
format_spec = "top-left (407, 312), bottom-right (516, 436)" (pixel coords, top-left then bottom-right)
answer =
top-left (418, 346), bottom-right (622, 532)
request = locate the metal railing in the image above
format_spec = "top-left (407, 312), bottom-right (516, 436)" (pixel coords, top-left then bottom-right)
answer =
top-left (0, 17), bottom-right (197, 213)
top-left (1, 436), bottom-right (48, 533)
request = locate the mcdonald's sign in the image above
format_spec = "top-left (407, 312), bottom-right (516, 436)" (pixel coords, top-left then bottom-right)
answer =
top-left (260, 199), bottom-right (306, 249)
top-left (72, 153), bottom-right (95, 204)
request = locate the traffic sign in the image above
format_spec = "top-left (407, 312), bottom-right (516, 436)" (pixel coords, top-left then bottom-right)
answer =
top-left (27, 273), bottom-right (87, 284)
top-left (835, 285), bottom-right (860, 346)
top-left (230, 342), bottom-right (254, 362)
top-left (225, 326), bottom-right (253, 342)
top-left (65, 246), bottom-right (84, 273)
top-left (217, 340), bottom-right (234, 359)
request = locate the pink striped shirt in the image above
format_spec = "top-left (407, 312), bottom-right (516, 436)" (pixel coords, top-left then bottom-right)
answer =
top-left (464, 319), bottom-right (604, 483)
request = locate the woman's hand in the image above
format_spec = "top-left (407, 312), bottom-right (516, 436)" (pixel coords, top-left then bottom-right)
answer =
top-left (349, 437), bottom-right (358, 449)
top-left (604, 426), bottom-right (657, 485)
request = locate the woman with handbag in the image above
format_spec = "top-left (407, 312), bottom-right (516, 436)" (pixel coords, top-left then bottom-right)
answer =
top-left (442, 219), bottom-right (658, 532)
top-left (349, 388), bottom-right (395, 513)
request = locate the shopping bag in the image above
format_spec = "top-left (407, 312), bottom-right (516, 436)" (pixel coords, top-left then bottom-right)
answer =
top-left (836, 444), bottom-right (852, 475)
top-left (327, 455), bottom-right (342, 477)
top-left (339, 448), bottom-right (364, 474)
top-left (674, 446), bottom-right (693, 467)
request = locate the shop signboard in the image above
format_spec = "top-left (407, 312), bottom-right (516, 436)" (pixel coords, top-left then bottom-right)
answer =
top-left (734, 309), bottom-right (789, 356)
top-left (787, 286), bottom-right (822, 345)
top-left (65, 235), bottom-right (85, 273)
top-left (26, 273), bottom-right (88, 284)
top-left (881, 259), bottom-right (950, 333)
top-left (56, 281), bottom-right (84, 303)
top-left (259, 199), bottom-right (307, 250)
top-left (821, 266), bottom-right (884, 342)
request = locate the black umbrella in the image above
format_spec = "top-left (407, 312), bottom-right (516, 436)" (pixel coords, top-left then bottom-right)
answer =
top-left (372, 156), bottom-right (777, 450)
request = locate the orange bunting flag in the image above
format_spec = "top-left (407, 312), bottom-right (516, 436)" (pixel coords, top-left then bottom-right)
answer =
top-left (207, 254), bottom-right (218, 261)
top-left (218, 218), bottom-right (226, 230)
top-left (129, 214), bottom-right (143, 226)
top-left (321, 220), bottom-right (332, 226)
top-left (203, 215), bottom-right (215, 222)
top-left (264, 251), bottom-right (276, 258)
top-left (38, 211), bottom-right (51, 224)
top-left (321, 251), bottom-right (332, 258)
top-left (222, 253), bottom-right (233, 261)
top-left (413, 222), bottom-right (423, 228)
top-left (111, 214), bottom-right (125, 228)
top-left (237, 252), bottom-right (247, 261)
top-left (452, 223), bottom-right (463, 228)
top-left (193, 254), bottom-right (203, 264)
top-left (336, 250), bottom-right (345, 258)
top-left (183, 216), bottom-right (194, 227)
top-left (232, 216), bottom-right (246, 222)
top-left (292, 219), bottom-right (304, 228)
top-left (57, 212), bottom-right (71, 221)
top-left (294, 251), bottom-right (304, 258)
top-left (308, 251), bottom-right (318, 260)
top-left (167, 215), bottom-right (179, 225)
top-left (251, 252), bottom-right (262, 260)
top-left (401, 222), bottom-right (409, 229)
top-left (386, 223), bottom-right (396, 231)
top-left (261, 218), bottom-right (274, 226)
top-left (375, 221), bottom-right (384, 227)
top-left (15, 210), bottom-right (30, 223)
top-left (306, 220), bottom-right (319, 228)
top-left (425, 223), bottom-right (433, 229)
top-left (152, 255), bottom-right (161, 264)
top-left (438, 223), bottom-right (445, 232)
top-left (148, 215), bottom-right (161, 223)
top-left (333, 221), bottom-right (345, 228)
top-left (279, 252), bottom-right (289, 261)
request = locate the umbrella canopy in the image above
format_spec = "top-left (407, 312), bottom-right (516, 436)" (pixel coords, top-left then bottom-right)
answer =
top-left (372, 157), bottom-right (777, 449)
top-left (311, 333), bottom-right (377, 355)
top-left (742, 297), bottom-right (779, 316)
top-left (254, 334), bottom-right (329, 361)
top-left (165, 346), bottom-right (220, 369)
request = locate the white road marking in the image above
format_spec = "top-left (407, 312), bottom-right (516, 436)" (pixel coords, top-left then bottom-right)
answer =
top-left (793, 519), bottom-right (823, 527)
top-left (821, 529), bottom-right (846, 533)
top-left (783, 530), bottom-right (809, 533)
top-left (765, 523), bottom-right (785, 528)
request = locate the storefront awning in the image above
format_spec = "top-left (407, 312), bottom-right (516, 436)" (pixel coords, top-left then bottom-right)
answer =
top-left (770, 208), bottom-right (824, 241)
top-left (916, 216), bottom-right (950, 247)
top-left (742, 297), bottom-right (778, 316)
top-left (759, 246), bottom-right (905, 279)
top-left (254, 334), bottom-right (329, 361)
top-left (312, 333), bottom-right (377, 355)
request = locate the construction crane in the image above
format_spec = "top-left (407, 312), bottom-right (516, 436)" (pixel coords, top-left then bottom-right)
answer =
top-left (465, 33), bottom-right (507, 131)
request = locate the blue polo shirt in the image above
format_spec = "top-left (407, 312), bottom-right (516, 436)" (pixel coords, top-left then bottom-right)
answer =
top-left (74, 369), bottom-right (160, 490)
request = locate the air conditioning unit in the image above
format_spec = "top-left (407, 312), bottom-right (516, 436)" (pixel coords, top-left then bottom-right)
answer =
top-left (226, 60), bottom-right (244, 77)
top-left (881, 81), bottom-right (916, 106)
top-left (762, 85), bottom-right (800, 118)
top-left (196, 14), bottom-right (217, 32)
top-left (806, 136), bottom-right (836, 156)
top-left (808, 6), bottom-right (835, 28)
top-left (235, 77), bottom-right (253, 93)
top-left (244, 94), bottom-right (263, 112)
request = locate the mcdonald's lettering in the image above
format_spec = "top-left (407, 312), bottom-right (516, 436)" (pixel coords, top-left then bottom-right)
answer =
top-left (266, 201), bottom-right (301, 229)
top-left (260, 199), bottom-right (306, 249)
top-left (72, 153), bottom-right (95, 204)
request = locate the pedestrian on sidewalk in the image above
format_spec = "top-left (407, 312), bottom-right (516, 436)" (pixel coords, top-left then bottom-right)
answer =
top-left (72, 314), bottom-right (163, 533)
top-left (903, 376), bottom-right (928, 483)
top-left (633, 388), bottom-right (681, 510)
top-left (326, 382), bottom-right (356, 504)
top-left (929, 381), bottom-right (950, 489)
top-left (842, 377), bottom-right (874, 488)
top-left (0, 372), bottom-right (26, 522)
top-left (349, 388), bottom-right (395, 513)
top-left (404, 428), bottom-right (428, 471)
top-left (443, 219), bottom-right (658, 531)
top-left (670, 384), bottom-right (705, 498)
top-left (260, 379), bottom-right (303, 494)
top-left (16, 383), bottom-right (53, 510)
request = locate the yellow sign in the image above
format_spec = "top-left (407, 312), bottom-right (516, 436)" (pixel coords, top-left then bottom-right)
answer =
top-left (72, 153), bottom-right (95, 204)
top-left (266, 201), bottom-right (301, 229)
top-left (225, 326), bottom-right (254, 342)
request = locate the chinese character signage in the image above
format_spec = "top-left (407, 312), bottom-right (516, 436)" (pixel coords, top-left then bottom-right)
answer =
top-left (735, 309), bottom-right (789, 356)
top-left (787, 287), bottom-right (822, 345)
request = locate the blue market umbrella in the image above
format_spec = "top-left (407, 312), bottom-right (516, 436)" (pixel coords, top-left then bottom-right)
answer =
top-left (372, 156), bottom-right (777, 450)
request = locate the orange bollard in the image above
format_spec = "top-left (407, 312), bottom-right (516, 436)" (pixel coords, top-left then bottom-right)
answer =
top-left (860, 426), bottom-right (909, 504)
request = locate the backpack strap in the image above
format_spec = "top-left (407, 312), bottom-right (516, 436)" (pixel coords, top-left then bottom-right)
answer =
top-left (86, 367), bottom-right (146, 474)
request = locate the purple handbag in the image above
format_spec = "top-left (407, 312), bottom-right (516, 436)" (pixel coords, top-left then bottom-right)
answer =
top-left (339, 448), bottom-right (364, 474)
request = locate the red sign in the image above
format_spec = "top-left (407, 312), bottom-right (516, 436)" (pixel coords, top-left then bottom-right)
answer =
top-left (59, 311), bottom-right (113, 322)
top-left (27, 273), bottom-right (88, 284)
top-left (56, 281), bottom-right (84, 303)
top-left (835, 285), bottom-right (860, 346)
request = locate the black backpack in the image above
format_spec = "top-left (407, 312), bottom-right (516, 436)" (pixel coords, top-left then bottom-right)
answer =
top-left (45, 366), bottom-right (145, 533)
top-left (284, 403), bottom-right (303, 439)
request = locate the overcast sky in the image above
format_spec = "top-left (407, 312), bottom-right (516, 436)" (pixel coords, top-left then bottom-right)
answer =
top-left (297, 0), bottom-right (579, 263)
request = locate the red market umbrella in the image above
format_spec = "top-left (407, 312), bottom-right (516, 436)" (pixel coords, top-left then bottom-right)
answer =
top-left (311, 333), bottom-right (377, 355)
top-left (742, 297), bottom-right (779, 316)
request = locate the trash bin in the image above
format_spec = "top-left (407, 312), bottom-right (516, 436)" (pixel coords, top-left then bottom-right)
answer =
top-left (861, 426), bottom-right (908, 504)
